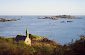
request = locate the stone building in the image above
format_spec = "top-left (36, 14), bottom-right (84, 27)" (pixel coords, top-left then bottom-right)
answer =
top-left (15, 28), bottom-right (31, 46)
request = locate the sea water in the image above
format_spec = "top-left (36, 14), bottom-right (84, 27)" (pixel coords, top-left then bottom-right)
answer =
top-left (0, 15), bottom-right (85, 44)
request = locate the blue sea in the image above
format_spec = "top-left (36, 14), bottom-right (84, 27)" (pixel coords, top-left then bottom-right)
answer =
top-left (0, 15), bottom-right (85, 45)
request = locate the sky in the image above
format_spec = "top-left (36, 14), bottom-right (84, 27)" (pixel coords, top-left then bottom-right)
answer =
top-left (0, 0), bottom-right (85, 15)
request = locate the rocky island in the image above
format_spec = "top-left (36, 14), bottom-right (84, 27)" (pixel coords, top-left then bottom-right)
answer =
top-left (38, 15), bottom-right (81, 20)
top-left (0, 18), bottom-right (21, 22)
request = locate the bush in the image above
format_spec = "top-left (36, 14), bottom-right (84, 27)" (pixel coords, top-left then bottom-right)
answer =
top-left (29, 34), bottom-right (39, 40)
top-left (69, 38), bottom-right (85, 55)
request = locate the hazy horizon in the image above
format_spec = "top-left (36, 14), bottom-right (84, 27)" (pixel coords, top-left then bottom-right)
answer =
top-left (0, 0), bottom-right (85, 15)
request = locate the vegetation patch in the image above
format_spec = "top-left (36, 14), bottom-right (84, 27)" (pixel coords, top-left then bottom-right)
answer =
top-left (0, 35), bottom-right (85, 55)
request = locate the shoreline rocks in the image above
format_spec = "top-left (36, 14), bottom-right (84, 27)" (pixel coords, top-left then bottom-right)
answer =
top-left (60, 21), bottom-right (73, 23)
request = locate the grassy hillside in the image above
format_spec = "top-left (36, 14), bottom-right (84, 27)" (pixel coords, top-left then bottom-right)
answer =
top-left (0, 35), bottom-right (85, 55)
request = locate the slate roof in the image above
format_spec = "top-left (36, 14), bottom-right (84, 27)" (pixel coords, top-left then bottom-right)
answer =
top-left (15, 35), bottom-right (27, 42)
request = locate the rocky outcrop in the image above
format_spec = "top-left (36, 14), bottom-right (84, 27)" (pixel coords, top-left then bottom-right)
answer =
top-left (0, 18), bottom-right (21, 22)
top-left (38, 15), bottom-right (81, 20)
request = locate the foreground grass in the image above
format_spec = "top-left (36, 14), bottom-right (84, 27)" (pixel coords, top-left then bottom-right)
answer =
top-left (0, 35), bottom-right (85, 55)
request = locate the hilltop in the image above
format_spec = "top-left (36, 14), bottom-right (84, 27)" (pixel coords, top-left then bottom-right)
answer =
top-left (0, 34), bottom-right (85, 55)
top-left (0, 34), bottom-right (59, 55)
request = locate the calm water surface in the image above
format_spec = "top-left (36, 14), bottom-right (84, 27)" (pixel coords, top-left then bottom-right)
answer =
top-left (0, 15), bottom-right (85, 44)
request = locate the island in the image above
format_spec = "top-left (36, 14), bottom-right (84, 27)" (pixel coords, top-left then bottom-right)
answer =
top-left (38, 15), bottom-right (81, 20)
top-left (0, 18), bottom-right (21, 22)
